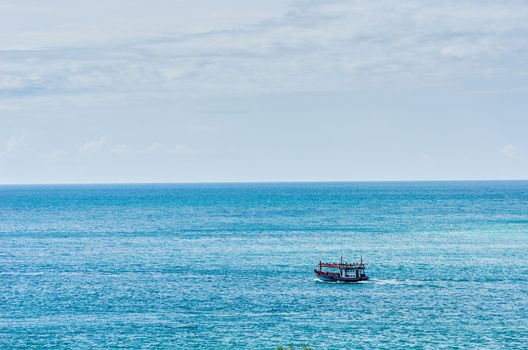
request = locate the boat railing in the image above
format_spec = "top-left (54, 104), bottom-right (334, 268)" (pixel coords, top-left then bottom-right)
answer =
top-left (319, 262), bottom-right (365, 269)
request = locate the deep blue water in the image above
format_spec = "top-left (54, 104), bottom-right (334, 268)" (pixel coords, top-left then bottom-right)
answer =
top-left (1, 181), bottom-right (527, 349)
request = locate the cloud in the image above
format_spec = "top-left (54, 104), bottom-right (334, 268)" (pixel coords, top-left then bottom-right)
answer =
top-left (111, 144), bottom-right (128, 154)
top-left (501, 144), bottom-right (521, 159)
top-left (144, 142), bottom-right (191, 154)
top-left (78, 137), bottom-right (105, 154)
top-left (49, 148), bottom-right (68, 160)
top-left (1, 0), bottom-right (528, 99)
top-left (0, 135), bottom-right (31, 158)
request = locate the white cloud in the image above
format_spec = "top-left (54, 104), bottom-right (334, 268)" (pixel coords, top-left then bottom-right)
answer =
top-left (5, 137), bottom-right (20, 154)
top-left (1, 1), bottom-right (528, 98)
top-left (111, 144), bottom-right (128, 154)
top-left (48, 149), bottom-right (68, 160)
top-left (0, 1), bottom-right (291, 50)
top-left (144, 142), bottom-right (191, 154)
top-left (501, 144), bottom-right (521, 159)
top-left (0, 135), bottom-right (31, 158)
top-left (78, 137), bottom-right (105, 154)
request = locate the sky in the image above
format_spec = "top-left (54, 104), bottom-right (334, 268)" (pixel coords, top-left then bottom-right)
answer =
top-left (1, 0), bottom-right (527, 184)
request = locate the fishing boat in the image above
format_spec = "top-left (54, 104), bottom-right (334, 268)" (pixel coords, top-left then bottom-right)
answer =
top-left (314, 256), bottom-right (369, 282)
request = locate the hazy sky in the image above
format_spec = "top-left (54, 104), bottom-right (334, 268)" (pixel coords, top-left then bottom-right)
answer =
top-left (1, 0), bottom-right (527, 183)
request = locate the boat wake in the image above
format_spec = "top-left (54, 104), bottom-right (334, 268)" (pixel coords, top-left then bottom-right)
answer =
top-left (315, 277), bottom-right (425, 285)
top-left (372, 278), bottom-right (400, 285)
top-left (371, 278), bottom-right (424, 286)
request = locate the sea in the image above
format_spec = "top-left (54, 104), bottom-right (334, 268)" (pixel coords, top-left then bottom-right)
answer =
top-left (0, 181), bottom-right (527, 349)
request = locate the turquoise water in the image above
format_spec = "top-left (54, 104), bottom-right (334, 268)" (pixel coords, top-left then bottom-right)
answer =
top-left (1, 181), bottom-right (527, 349)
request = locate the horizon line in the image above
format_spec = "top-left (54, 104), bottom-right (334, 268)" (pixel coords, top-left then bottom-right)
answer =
top-left (1, 178), bottom-right (527, 186)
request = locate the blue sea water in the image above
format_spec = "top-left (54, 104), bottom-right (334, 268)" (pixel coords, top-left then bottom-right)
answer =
top-left (1, 181), bottom-right (527, 349)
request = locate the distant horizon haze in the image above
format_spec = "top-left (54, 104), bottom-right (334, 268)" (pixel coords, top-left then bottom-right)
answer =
top-left (1, 178), bottom-right (528, 186)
